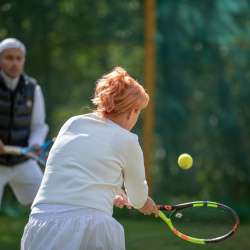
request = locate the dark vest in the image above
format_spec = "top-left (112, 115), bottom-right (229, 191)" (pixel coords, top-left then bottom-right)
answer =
top-left (0, 73), bottom-right (36, 166)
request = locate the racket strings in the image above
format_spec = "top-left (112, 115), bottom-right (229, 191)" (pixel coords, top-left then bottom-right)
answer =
top-left (170, 206), bottom-right (237, 239)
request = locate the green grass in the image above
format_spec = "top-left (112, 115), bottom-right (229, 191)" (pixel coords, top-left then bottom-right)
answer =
top-left (0, 215), bottom-right (249, 250)
top-left (0, 215), bottom-right (28, 250)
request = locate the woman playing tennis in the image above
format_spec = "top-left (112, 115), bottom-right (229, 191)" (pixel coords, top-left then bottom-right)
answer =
top-left (21, 67), bottom-right (159, 250)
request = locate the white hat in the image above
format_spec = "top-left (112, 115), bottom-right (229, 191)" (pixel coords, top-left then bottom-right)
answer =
top-left (0, 38), bottom-right (26, 55)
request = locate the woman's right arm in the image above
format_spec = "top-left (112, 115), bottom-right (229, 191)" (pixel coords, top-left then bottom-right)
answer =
top-left (123, 142), bottom-right (159, 217)
top-left (138, 197), bottom-right (159, 217)
top-left (123, 142), bottom-right (148, 208)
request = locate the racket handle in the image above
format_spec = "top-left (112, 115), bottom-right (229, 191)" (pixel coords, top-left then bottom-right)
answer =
top-left (125, 202), bottom-right (133, 207)
top-left (4, 145), bottom-right (45, 166)
top-left (4, 146), bottom-right (22, 155)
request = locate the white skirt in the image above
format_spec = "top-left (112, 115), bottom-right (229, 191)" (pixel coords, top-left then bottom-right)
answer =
top-left (21, 207), bottom-right (125, 250)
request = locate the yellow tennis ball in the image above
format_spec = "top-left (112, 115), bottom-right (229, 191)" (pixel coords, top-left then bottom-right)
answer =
top-left (178, 153), bottom-right (193, 169)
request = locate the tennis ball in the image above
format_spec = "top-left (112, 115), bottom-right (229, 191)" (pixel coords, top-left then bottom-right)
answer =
top-left (178, 153), bottom-right (193, 169)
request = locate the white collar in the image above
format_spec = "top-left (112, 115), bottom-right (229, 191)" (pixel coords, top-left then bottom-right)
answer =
top-left (0, 70), bottom-right (20, 90)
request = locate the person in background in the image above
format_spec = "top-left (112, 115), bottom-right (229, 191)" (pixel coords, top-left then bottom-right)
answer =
top-left (21, 67), bottom-right (158, 250)
top-left (0, 38), bottom-right (48, 209)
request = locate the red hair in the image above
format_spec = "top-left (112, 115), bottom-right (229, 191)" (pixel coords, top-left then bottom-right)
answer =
top-left (92, 67), bottom-right (149, 118)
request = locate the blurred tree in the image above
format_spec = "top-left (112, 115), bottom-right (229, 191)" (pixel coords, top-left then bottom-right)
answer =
top-left (154, 0), bottom-right (250, 215)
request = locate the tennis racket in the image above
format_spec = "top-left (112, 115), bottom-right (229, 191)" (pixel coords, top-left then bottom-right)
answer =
top-left (127, 201), bottom-right (239, 244)
top-left (3, 138), bottom-right (56, 166)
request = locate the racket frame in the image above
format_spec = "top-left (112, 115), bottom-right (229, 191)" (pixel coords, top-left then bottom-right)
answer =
top-left (157, 201), bottom-right (239, 244)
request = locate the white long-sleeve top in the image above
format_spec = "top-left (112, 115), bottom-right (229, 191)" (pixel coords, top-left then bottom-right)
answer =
top-left (32, 113), bottom-right (148, 216)
top-left (0, 70), bottom-right (49, 146)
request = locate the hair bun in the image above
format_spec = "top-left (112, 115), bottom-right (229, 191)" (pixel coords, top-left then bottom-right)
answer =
top-left (92, 67), bottom-right (149, 117)
top-left (107, 67), bottom-right (129, 94)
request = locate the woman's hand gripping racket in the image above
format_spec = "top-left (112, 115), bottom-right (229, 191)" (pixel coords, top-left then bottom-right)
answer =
top-left (3, 138), bottom-right (56, 167)
top-left (126, 200), bottom-right (239, 244)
